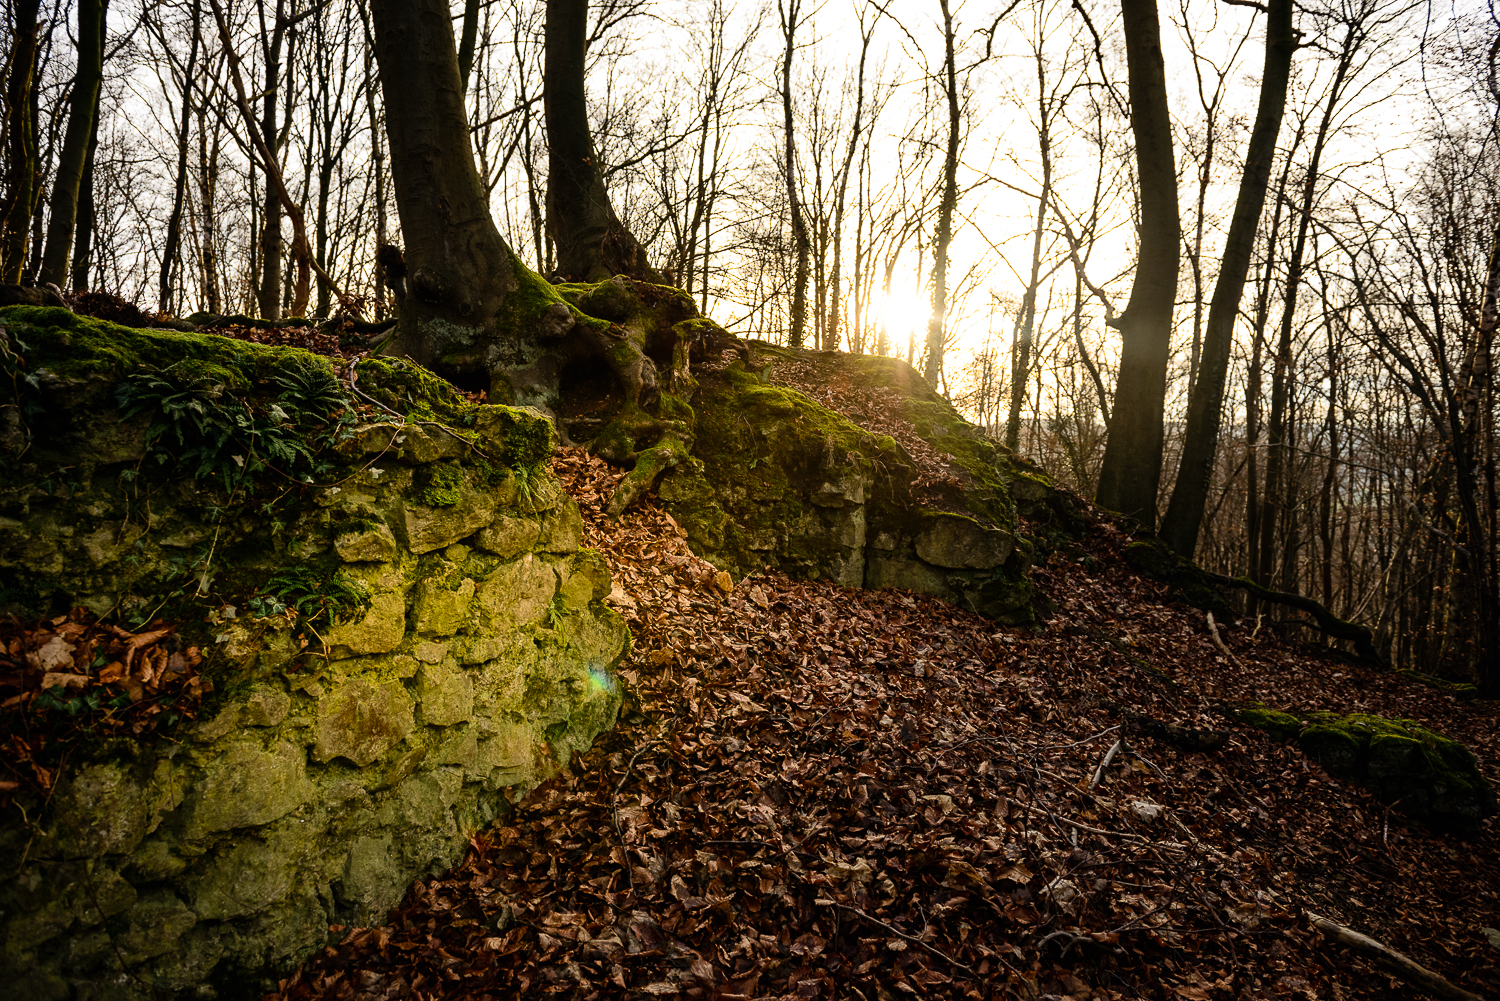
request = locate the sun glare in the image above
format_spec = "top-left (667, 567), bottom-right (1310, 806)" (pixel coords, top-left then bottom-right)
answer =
top-left (873, 291), bottom-right (929, 345)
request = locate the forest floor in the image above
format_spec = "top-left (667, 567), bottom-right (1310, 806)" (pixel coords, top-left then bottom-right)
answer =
top-left (265, 446), bottom-right (1500, 1001)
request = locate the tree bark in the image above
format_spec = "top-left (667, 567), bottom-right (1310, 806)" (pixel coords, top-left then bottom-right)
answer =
top-left (158, 1), bottom-right (200, 312)
top-left (39, 0), bottom-right (107, 290)
top-left (370, 0), bottom-right (520, 389)
top-left (923, 0), bottom-right (961, 387)
top-left (70, 114), bottom-right (100, 293)
top-left (1094, 0), bottom-right (1181, 529)
top-left (779, 0), bottom-right (811, 347)
top-left (1160, 0), bottom-right (1293, 557)
top-left (544, 0), bottom-right (660, 283)
top-left (0, 0), bottom-right (43, 284)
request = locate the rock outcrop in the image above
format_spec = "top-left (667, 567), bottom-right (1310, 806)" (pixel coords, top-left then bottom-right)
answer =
top-left (658, 343), bottom-right (1080, 626)
top-left (0, 307), bottom-right (628, 998)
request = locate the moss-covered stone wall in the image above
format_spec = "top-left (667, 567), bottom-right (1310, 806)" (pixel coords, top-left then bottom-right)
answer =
top-left (0, 309), bottom-right (628, 998)
top-left (657, 346), bottom-right (1079, 626)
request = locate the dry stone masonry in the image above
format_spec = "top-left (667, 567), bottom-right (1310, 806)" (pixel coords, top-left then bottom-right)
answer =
top-left (0, 308), bottom-right (628, 999)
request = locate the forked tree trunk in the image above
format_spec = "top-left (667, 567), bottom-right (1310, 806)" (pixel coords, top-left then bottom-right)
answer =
top-left (544, 0), bottom-right (660, 283)
top-left (1160, 0), bottom-right (1293, 557)
top-left (39, 0), bottom-right (107, 289)
top-left (1094, 0), bottom-right (1181, 529)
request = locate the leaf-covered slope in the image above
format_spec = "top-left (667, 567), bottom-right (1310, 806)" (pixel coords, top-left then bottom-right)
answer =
top-left (271, 448), bottom-right (1500, 1001)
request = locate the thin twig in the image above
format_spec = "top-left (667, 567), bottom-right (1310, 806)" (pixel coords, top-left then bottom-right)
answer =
top-left (611, 740), bottom-right (662, 892)
top-left (834, 904), bottom-right (977, 974)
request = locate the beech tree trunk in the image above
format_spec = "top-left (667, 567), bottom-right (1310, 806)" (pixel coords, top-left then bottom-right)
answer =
top-left (1160, 0), bottom-right (1294, 557)
top-left (544, 0), bottom-right (660, 283)
top-left (369, 0), bottom-right (520, 387)
top-left (1094, 0), bottom-right (1181, 529)
top-left (0, 0), bottom-right (43, 284)
top-left (39, 0), bottom-right (107, 290)
top-left (158, 1), bottom-right (199, 312)
top-left (70, 120), bottom-right (98, 293)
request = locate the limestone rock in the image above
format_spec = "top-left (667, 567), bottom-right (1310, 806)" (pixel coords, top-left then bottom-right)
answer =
top-left (417, 662), bottom-right (474, 726)
top-left (312, 678), bottom-right (416, 766)
top-left (473, 553), bottom-right (556, 631)
top-left (413, 576), bottom-right (475, 635)
top-left (914, 513), bottom-right (1013, 570)
top-left (186, 740), bottom-right (314, 835)
top-left (324, 591), bottom-right (407, 655)
top-left (335, 522), bottom-right (400, 562)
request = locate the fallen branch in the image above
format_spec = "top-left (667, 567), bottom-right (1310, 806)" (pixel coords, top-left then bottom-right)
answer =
top-left (1090, 738), bottom-right (1125, 789)
top-left (1306, 911), bottom-right (1487, 1001)
top-left (1206, 612), bottom-right (1237, 662)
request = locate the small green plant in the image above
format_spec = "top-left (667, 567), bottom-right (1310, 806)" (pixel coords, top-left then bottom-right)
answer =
top-left (250, 566), bottom-right (369, 635)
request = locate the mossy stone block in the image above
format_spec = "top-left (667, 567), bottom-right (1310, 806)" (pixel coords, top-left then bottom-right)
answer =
top-left (186, 740), bottom-right (313, 835)
top-left (473, 554), bottom-right (556, 631)
top-left (335, 523), bottom-right (399, 563)
top-left (311, 678), bottom-right (415, 767)
top-left (413, 576), bottom-right (475, 636)
top-left (915, 513), bottom-right (1014, 570)
top-left (117, 890), bottom-right (198, 964)
top-left (324, 591), bottom-right (407, 655)
top-left (417, 662), bottom-right (474, 727)
top-left (473, 513), bottom-right (541, 558)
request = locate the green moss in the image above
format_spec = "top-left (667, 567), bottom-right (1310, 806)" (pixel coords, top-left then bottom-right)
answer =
top-left (417, 463), bottom-right (466, 507)
top-left (1231, 705), bottom-right (1496, 835)
top-left (1231, 705), bottom-right (1304, 741)
top-left (0, 305), bottom-right (327, 391)
top-left (354, 356), bottom-right (477, 428)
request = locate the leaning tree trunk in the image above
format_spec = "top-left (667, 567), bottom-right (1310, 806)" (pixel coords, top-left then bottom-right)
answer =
top-left (1094, 0), bottom-right (1181, 530)
top-left (38, 0), bottom-right (106, 290)
top-left (1159, 0), bottom-right (1294, 558)
top-left (544, 0), bottom-right (660, 283)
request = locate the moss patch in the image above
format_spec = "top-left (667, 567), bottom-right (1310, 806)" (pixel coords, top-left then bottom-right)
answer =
top-left (1232, 705), bottom-right (1496, 835)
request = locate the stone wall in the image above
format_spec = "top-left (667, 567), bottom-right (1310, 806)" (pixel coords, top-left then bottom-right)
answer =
top-left (659, 348), bottom-right (1063, 626)
top-left (0, 311), bottom-right (628, 999)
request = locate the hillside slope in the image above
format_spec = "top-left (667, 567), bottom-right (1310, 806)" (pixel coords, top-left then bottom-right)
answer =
top-left (269, 448), bottom-right (1500, 1001)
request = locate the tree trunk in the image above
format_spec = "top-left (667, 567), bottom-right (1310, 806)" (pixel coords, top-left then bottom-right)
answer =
top-left (1159, 0), bottom-right (1293, 557)
top-left (1257, 54), bottom-right (1351, 590)
top-left (779, 0), bottom-right (811, 347)
top-left (544, 0), bottom-right (660, 283)
top-left (371, 0), bottom-right (520, 388)
top-left (39, 0), bottom-right (106, 289)
top-left (0, 0), bottom-right (43, 284)
top-left (1094, 0), bottom-right (1181, 529)
top-left (457, 0), bottom-right (481, 93)
top-left (70, 115), bottom-right (99, 293)
top-left (825, 20), bottom-right (871, 352)
top-left (923, 0), bottom-right (961, 388)
top-left (158, 1), bottom-right (200, 313)
top-left (257, 0), bottom-right (287, 319)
